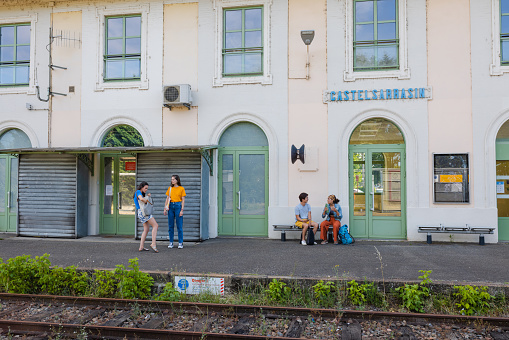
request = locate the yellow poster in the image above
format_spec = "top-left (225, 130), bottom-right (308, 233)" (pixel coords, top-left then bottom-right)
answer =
top-left (440, 175), bottom-right (462, 183)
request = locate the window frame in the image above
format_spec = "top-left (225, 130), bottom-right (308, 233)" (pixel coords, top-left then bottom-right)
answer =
top-left (0, 14), bottom-right (37, 94)
top-left (222, 6), bottom-right (264, 77)
top-left (344, 0), bottom-right (409, 81)
top-left (104, 14), bottom-right (142, 82)
top-left (353, 0), bottom-right (399, 72)
top-left (433, 153), bottom-right (470, 204)
top-left (0, 23), bottom-right (31, 87)
top-left (95, 5), bottom-right (149, 91)
top-left (491, 0), bottom-right (509, 75)
top-left (213, 0), bottom-right (273, 87)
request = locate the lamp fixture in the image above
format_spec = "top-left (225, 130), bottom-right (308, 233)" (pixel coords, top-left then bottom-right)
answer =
top-left (300, 30), bottom-right (315, 80)
top-left (291, 144), bottom-right (305, 164)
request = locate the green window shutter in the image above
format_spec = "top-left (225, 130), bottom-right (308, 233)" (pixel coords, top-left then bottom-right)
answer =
top-left (501, 0), bottom-right (509, 65)
top-left (0, 23), bottom-right (30, 86)
top-left (353, 0), bottom-right (399, 72)
top-left (223, 6), bottom-right (263, 77)
top-left (104, 15), bottom-right (141, 81)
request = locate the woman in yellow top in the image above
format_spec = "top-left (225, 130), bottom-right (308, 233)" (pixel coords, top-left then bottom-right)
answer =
top-left (164, 175), bottom-right (186, 249)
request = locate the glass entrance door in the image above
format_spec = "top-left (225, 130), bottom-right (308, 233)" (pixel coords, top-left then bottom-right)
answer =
top-left (0, 155), bottom-right (18, 232)
top-left (100, 155), bottom-right (136, 235)
top-left (496, 159), bottom-right (509, 241)
top-left (349, 145), bottom-right (406, 239)
top-left (218, 150), bottom-right (268, 236)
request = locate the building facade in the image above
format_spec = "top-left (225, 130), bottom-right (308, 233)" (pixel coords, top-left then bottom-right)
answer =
top-left (0, 0), bottom-right (508, 243)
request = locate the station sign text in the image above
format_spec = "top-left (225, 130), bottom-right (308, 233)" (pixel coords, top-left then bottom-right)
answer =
top-left (324, 87), bottom-right (432, 103)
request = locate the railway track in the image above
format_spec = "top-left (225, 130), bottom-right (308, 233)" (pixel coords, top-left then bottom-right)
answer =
top-left (0, 293), bottom-right (508, 339)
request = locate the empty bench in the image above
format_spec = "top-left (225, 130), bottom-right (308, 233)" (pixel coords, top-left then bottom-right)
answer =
top-left (273, 224), bottom-right (333, 242)
top-left (418, 224), bottom-right (495, 245)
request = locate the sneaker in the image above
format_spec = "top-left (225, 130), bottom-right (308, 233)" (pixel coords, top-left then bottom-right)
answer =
top-left (168, 243), bottom-right (174, 249)
top-left (314, 242), bottom-right (317, 245)
top-left (178, 243), bottom-right (183, 249)
top-left (301, 240), bottom-right (307, 246)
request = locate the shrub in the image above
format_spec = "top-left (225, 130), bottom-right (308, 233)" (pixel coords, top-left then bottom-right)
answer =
top-left (265, 279), bottom-right (291, 302)
top-left (454, 285), bottom-right (492, 316)
top-left (312, 280), bottom-right (335, 305)
top-left (155, 283), bottom-right (182, 301)
top-left (0, 254), bottom-right (51, 294)
top-left (396, 270), bottom-right (432, 313)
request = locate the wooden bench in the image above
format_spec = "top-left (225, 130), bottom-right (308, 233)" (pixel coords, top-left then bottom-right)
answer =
top-left (273, 224), bottom-right (333, 242)
top-left (418, 224), bottom-right (495, 245)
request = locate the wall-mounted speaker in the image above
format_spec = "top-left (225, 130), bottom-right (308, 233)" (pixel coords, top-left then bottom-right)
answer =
top-left (291, 144), bottom-right (305, 164)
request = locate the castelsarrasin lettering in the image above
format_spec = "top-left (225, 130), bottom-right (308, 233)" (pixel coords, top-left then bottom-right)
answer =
top-left (326, 87), bottom-right (432, 102)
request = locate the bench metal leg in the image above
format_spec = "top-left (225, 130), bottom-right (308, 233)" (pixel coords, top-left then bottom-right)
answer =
top-left (281, 230), bottom-right (286, 242)
top-left (479, 234), bottom-right (485, 245)
top-left (427, 233), bottom-right (432, 244)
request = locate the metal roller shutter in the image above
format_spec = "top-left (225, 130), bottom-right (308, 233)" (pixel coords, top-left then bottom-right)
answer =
top-left (18, 154), bottom-right (77, 238)
top-left (136, 152), bottom-right (202, 241)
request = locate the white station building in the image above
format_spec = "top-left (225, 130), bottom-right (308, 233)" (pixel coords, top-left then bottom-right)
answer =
top-left (0, 0), bottom-right (509, 243)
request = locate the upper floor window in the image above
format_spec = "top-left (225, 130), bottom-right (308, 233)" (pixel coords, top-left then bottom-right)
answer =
top-left (0, 23), bottom-right (30, 86)
top-left (223, 7), bottom-right (263, 77)
top-left (502, 0), bottom-right (509, 65)
top-left (104, 15), bottom-right (141, 81)
top-left (354, 0), bottom-right (398, 71)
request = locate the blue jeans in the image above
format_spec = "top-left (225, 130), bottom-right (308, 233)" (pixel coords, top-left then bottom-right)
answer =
top-left (168, 202), bottom-right (183, 244)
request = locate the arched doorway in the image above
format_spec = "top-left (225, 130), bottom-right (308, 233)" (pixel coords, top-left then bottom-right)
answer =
top-left (218, 122), bottom-right (269, 236)
top-left (495, 121), bottom-right (509, 241)
top-left (0, 128), bottom-right (32, 232)
top-left (99, 125), bottom-right (144, 235)
top-left (348, 118), bottom-right (406, 239)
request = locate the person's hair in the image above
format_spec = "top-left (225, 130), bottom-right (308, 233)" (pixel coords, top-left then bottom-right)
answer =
top-left (328, 194), bottom-right (339, 204)
top-left (299, 192), bottom-right (308, 202)
top-left (171, 174), bottom-right (181, 187)
top-left (135, 181), bottom-right (149, 197)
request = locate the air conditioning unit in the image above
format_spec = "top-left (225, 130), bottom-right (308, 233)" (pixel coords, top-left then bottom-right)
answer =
top-left (163, 84), bottom-right (192, 110)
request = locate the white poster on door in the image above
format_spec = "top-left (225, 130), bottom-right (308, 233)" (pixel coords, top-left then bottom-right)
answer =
top-left (105, 185), bottom-right (113, 196)
top-left (497, 181), bottom-right (505, 194)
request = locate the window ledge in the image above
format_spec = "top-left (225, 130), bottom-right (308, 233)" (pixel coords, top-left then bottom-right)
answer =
top-left (344, 68), bottom-right (410, 82)
top-left (213, 74), bottom-right (272, 87)
top-left (95, 79), bottom-right (148, 91)
top-left (489, 64), bottom-right (509, 76)
top-left (0, 86), bottom-right (32, 95)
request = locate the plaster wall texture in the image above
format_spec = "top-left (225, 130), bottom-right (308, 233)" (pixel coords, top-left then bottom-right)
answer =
top-left (287, 0), bottom-right (328, 232)
top-left (51, 11), bottom-right (82, 147)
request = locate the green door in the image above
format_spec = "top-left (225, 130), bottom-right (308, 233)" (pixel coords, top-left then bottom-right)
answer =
top-left (496, 142), bottom-right (509, 241)
top-left (0, 155), bottom-right (18, 232)
top-left (349, 145), bottom-right (406, 239)
top-left (218, 148), bottom-right (268, 236)
top-left (100, 154), bottom-right (136, 235)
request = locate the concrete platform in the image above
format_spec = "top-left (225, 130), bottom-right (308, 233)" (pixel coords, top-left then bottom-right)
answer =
top-left (0, 234), bottom-right (508, 285)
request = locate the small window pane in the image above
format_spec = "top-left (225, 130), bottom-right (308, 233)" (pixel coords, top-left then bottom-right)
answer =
top-left (350, 118), bottom-right (403, 144)
top-left (502, 0), bottom-right (509, 14)
top-left (125, 37), bottom-right (140, 54)
top-left (125, 16), bottom-right (141, 36)
top-left (502, 16), bottom-right (509, 34)
top-left (106, 60), bottom-right (123, 79)
top-left (225, 10), bottom-right (242, 31)
top-left (356, 24), bottom-right (374, 41)
top-left (244, 53), bottom-right (262, 73)
top-left (16, 45), bottom-right (30, 61)
top-left (125, 59), bottom-right (140, 78)
top-left (107, 18), bottom-right (123, 38)
top-left (502, 40), bottom-right (509, 63)
top-left (16, 25), bottom-right (30, 44)
top-left (224, 54), bottom-right (242, 74)
top-left (107, 39), bottom-right (123, 55)
top-left (219, 122), bottom-right (268, 147)
top-left (0, 46), bottom-right (14, 62)
top-left (377, 22), bottom-right (396, 40)
top-left (0, 66), bottom-right (14, 84)
top-left (377, 0), bottom-right (396, 21)
top-left (0, 26), bottom-right (15, 45)
top-left (225, 32), bottom-right (242, 49)
top-left (245, 31), bottom-right (261, 48)
top-left (0, 129), bottom-right (32, 149)
top-left (355, 47), bottom-right (375, 68)
top-left (245, 8), bottom-right (262, 30)
top-left (378, 45), bottom-right (398, 67)
top-left (15, 65), bottom-right (29, 83)
top-left (356, 1), bottom-right (374, 22)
